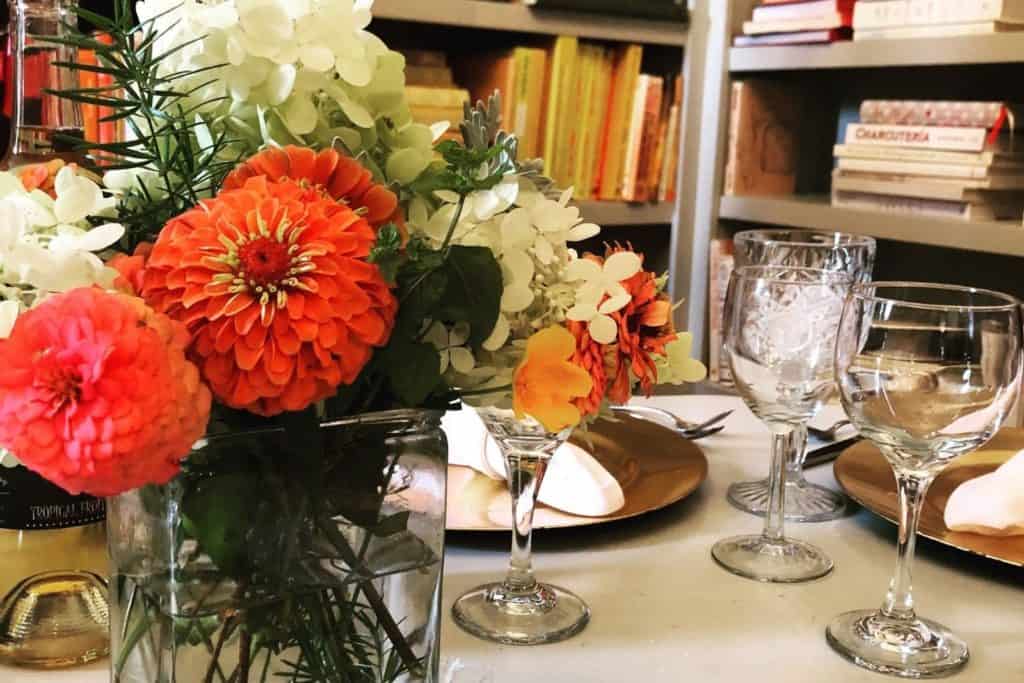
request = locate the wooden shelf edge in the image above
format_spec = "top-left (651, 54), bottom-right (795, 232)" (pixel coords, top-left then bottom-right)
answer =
top-left (729, 33), bottom-right (1024, 72)
top-left (372, 0), bottom-right (687, 47)
top-left (718, 195), bottom-right (1024, 257)
top-left (577, 200), bottom-right (675, 226)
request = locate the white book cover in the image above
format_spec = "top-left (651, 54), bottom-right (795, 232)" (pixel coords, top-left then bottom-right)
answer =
top-left (832, 169), bottom-right (1024, 197)
top-left (743, 13), bottom-right (845, 35)
top-left (854, 21), bottom-right (1024, 39)
top-left (845, 123), bottom-right (991, 152)
top-left (753, 0), bottom-right (842, 22)
top-left (833, 144), bottom-right (1010, 166)
top-left (836, 157), bottom-right (1021, 179)
top-left (854, 0), bottom-right (1024, 28)
top-left (830, 189), bottom-right (1024, 220)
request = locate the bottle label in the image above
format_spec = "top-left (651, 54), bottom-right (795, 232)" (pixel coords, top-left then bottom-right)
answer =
top-left (0, 465), bottom-right (105, 530)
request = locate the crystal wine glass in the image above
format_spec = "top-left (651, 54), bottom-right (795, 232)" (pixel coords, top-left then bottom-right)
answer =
top-left (451, 406), bottom-right (589, 645)
top-left (727, 229), bottom-right (876, 523)
top-left (713, 265), bottom-right (852, 582)
top-left (828, 282), bottom-right (1022, 677)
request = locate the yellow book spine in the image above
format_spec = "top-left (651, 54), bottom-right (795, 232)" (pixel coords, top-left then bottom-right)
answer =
top-left (553, 37), bottom-right (580, 189)
top-left (525, 48), bottom-right (548, 160)
top-left (582, 48), bottom-right (612, 200)
top-left (572, 46), bottom-right (597, 197)
top-left (598, 44), bottom-right (643, 200)
top-left (541, 37), bottom-right (571, 178)
top-left (512, 48), bottom-right (531, 156)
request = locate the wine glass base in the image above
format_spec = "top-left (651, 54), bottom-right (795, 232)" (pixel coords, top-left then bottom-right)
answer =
top-left (727, 477), bottom-right (848, 523)
top-left (711, 534), bottom-right (834, 583)
top-left (452, 582), bottom-right (590, 646)
top-left (826, 609), bottom-right (969, 679)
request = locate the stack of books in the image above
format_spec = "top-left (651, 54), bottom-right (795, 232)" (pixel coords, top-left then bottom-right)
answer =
top-left (735, 0), bottom-right (856, 47)
top-left (854, 0), bottom-right (1024, 39)
top-left (457, 38), bottom-right (682, 202)
top-left (401, 50), bottom-right (470, 137)
top-left (832, 99), bottom-right (1024, 221)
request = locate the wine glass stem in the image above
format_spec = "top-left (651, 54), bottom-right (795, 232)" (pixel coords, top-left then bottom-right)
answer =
top-left (763, 428), bottom-right (794, 542)
top-left (503, 450), bottom-right (549, 593)
top-left (784, 427), bottom-right (809, 485)
top-left (881, 472), bottom-right (934, 621)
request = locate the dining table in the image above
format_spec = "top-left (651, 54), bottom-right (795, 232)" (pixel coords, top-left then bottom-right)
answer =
top-left (7, 392), bottom-right (1023, 682)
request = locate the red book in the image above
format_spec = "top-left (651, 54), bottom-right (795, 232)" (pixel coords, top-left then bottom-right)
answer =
top-left (745, 0), bottom-right (855, 35)
top-left (753, 0), bottom-right (856, 20)
top-left (735, 27), bottom-right (853, 46)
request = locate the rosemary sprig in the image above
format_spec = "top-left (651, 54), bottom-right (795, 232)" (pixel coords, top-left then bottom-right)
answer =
top-left (47, 0), bottom-right (242, 250)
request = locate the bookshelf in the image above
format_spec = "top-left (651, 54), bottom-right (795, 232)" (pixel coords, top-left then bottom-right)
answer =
top-left (577, 200), bottom-right (676, 227)
top-left (671, 1), bottom-right (1024, 361)
top-left (730, 34), bottom-right (1024, 72)
top-left (372, 0), bottom-right (687, 46)
top-left (718, 195), bottom-right (1024, 258)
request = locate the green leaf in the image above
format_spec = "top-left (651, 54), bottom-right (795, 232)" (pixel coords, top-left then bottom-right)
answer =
top-left (379, 337), bottom-right (442, 407)
top-left (394, 266), bottom-right (446, 339)
top-left (368, 223), bottom-right (404, 284)
top-left (437, 245), bottom-right (503, 348)
top-left (181, 474), bottom-right (255, 576)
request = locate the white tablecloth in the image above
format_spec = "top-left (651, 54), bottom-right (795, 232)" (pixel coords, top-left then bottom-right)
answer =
top-left (7, 394), bottom-right (1023, 682)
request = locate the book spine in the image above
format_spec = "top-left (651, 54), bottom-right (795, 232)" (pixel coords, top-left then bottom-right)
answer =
top-left (844, 123), bottom-right (989, 152)
top-left (837, 157), bottom-right (999, 179)
top-left (853, 0), bottom-right (910, 29)
top-left (743, 13), bottom-right (848, 35)
top-left (859, 100), bottom-right (1011, 128)
top-left (621, 75), bottom-right (650, 201)
top-left (512, 49), bottom-right (531, 158)
top-left (831, 189), bottom-right (975, 219)
top-left (707, 239), bottom-right (734, 385)
top-left (633, 76), bottom-right (664, 201)
top-left (723, 81), bottom-right (743, 196)
top-left (659, 103), bottom-right (681, 202)
top-left (834, 143), bottom-right (999, 165)
top-left (858, 0), bottom-right (1023, 27)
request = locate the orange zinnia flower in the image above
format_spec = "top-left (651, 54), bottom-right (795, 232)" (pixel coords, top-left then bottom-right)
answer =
top-left (568, 319), bottom-right (607, 418)
top-left (141, 174), bottom-right (397, 416)
top-left (513, 326), bottom-right (593, 433)
top-left (607, 268), bottom-right (677, 405)
top-left (222, 145), bottom-right (404, 231)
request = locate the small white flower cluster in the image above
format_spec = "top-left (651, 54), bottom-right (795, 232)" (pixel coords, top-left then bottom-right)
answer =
top-left (408, 176), bottom-right (603, 388)
top-left (0, 168), bottom-right (124, 338)
top-left (135, 0), bottom-right (437, 184)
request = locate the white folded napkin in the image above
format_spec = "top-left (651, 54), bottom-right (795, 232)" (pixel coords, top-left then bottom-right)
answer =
top-left (944, 449), bottom-right (1024, 536)
top-left (442, 410), bottom-right (626, 517)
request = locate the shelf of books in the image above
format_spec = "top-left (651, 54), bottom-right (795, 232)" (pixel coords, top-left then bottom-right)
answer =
top-left (730, 33), bottom-right (1024, 72)
top-left (576, 200), bottom-right (675, 226)
top-left (373, 0), bottom-right (687, 47)
top-left (718, 194), bottom-right (1024, 258)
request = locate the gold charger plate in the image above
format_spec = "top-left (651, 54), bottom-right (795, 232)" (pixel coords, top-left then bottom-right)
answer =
top-left (446, 413), bottom-right (708, 531)
top-left (834, 429), bottom-right (1024, 568)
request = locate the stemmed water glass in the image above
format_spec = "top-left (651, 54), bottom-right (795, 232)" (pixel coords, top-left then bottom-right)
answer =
top-left (828, 282), bottom-right (1022, 677)
top-left (713, 265), bottom-right (852, 582)
top-left (451, 405), bottom-right (589, 645)
top-left (727, 229), bottom-right (876, 523)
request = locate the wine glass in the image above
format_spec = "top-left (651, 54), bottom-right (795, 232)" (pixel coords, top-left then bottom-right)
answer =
top-left (828, 282), bottom-right (1022, 677)
top-left (713, 265), bottom-right (852, 582)
top-left (728, 229), bottom-right (876, 523)
top-left (451, 406), bottom-right (589, 645)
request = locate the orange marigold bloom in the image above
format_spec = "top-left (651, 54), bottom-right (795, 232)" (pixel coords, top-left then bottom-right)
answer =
top-left (14, 159), bottom-right (69, 197)
top-left (0, 288), bottom-right (211, 497)
top-left (141, 174), bottom-right (397, 416)
top-left (607, 268), bottom-right (677, 405)
top-left (514, 326), bottom-right (593, 433)
top-left (222, 145), bottom-right (404, 231)
top-left (568, 320), bottom-right (607, 418)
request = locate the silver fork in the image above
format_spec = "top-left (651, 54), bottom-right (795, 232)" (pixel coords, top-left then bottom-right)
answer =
top-left (807, 418), bottom-right (852, 442)
top-left (610, 405), bottom-right (733, 439)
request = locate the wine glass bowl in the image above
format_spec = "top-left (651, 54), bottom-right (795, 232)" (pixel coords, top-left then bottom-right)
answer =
top-left (827, 282), bottom-right (1022, 678)
top-left (712, 266), bottom-right (851, 583)
top-left (728, 230), bottom-right (876, 523)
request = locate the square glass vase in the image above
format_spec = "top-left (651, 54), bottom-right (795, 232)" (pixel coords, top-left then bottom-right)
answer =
top-left (107, 409), bottom-right (447, 683)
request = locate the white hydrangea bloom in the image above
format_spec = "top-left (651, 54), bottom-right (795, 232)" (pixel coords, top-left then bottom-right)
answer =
top-left (0, 169), bottom-right (123, 339)
top-left (424, 321), bottom-right (475, 374)
top-left (564, 251), bottom-right (643, 344)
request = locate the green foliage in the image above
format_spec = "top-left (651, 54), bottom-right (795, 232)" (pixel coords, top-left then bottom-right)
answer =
top-left (437, 245), bottom-right (503, 348)
top-left (48, 0), bottom-right (241, 249)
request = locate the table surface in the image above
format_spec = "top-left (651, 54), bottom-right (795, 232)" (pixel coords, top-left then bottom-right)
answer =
top-left (7, 394), bottom-right (1023, 682)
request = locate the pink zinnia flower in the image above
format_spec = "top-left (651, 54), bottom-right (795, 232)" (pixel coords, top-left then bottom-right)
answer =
top-left (0, 288), bottom-right (211, 496)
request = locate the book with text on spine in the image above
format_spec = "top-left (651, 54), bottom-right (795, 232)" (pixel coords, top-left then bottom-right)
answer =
top-left (832, 168), bottom-right (1024, 197)
top-left (734, 28), bottom-right (852, 46)
top-left (854, 0), bottom-right (1024, 29)
top-left (833, 143), bottom-right (1018, 166)
top-left (836, 156), bottom-right (1024, 180)
top-left (859, 100), bottom-right (1021, 129)
top-left (854, 21), bottom-right (1024, 39)
top-left (832, 189), bottom-right (1024, 221)
top-left (844, 123), bottom-right (1019, 153)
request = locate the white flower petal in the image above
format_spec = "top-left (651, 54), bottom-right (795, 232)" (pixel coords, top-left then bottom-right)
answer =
top-left (533, 236), bottom-right (554, 264)
top-left (450, 347), bottom-right (476, 374)
top-left (75, 223), bottom-right (125, 252)
top-left (450, 321), bottom-right (471, 347)
top-left (54, 166), bottom-right (76, 196)
top-left (565, 258), bottom-right (602, 282)
top-left (299, 44), bottom-right (335, 72)
top-left (568, 222), bottom-right (600, 241)
top-left (598, 291), bottom-right (631, 314)
top-left (482, 315), bottom-right (510, 352)
top-left (54, 176), bottom-right (101, 224)
top-left (336, 56), bottom-right (372, 87)
top-left (559, 187), bottom-right (574, 206)
top-left (429, 121), bottom-right (450, 141)
top-left (281, 95), bottom-right (318, 135)
top-left (589, 314), bottom-right (619, 345)
top-left (386, 148), bottom-right (430, 184)
top-left (603, 251), bottom-right (643, 282)
top-left (501, 248), bottom-right (534, 284)
top-left (566, 303), bottom-right (598, 322)
top-left (0, 300), bottom-right (19, 339)
top-left (336, 96), bottom-right (374, 129)
top-left (438, 349), bottom-right (450, 374)
top-left (423, 321), bottom-right (449, 349)
top-left (264, 64), bottom-right (297, 105)
top-left (434, 190), bottom-right (461, 205)
top-left (501, 284), bottom-right (534, 313)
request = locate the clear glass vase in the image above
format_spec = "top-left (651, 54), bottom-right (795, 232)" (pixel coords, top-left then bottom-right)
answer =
top-left (107, 409), bottom-right (447, 683)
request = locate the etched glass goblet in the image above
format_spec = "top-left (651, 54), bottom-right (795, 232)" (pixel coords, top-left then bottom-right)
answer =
top-left (828, 282), bottom-right (1022, 677)
top-left (451, 406), bottom-right (589, 645)
top-left (727, 229), bottom-right (876, 522)
top-left (712, 265), bottom-right (852, 582)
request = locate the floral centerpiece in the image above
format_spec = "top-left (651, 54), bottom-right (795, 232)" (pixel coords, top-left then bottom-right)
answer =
top-left (0, 0), bottom-right (705, 679)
